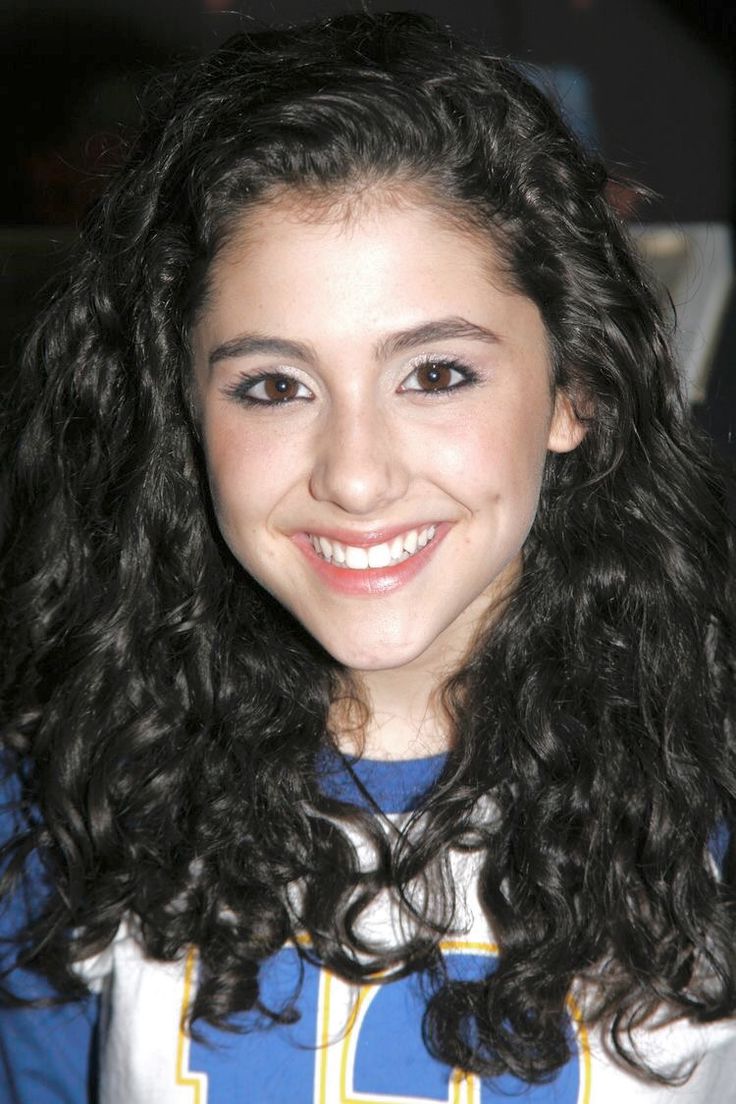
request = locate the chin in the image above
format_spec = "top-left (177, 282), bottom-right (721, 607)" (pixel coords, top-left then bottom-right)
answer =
top-left (314, 632), bottom-right (437, 674)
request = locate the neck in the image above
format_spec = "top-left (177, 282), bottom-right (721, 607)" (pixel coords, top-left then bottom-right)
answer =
top-left (328, 584), bottom-right (501, 761)
top-left (332, 663), bottom-right (453, 761)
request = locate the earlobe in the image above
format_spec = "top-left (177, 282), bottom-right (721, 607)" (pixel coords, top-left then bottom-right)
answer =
top-left (547, 390), bottom-right (587, 454)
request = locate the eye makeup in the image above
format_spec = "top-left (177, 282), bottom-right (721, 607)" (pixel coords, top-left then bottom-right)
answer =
top-left (221, 353), bottom-right (482, 409)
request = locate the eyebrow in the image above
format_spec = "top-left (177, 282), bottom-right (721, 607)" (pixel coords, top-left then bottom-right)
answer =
top-left (207, 315), bottom-right (500, 369)
top-left (209, 334), bottom-right (315, 367)
top-left (375, 317), bottom-right (501, 360)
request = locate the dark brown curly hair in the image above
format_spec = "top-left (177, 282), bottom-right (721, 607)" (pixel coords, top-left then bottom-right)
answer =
top-left (1, 10), bottom-right (734, 1087)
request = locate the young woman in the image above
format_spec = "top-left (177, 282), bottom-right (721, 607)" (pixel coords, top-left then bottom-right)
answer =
top-left (1, 12), bottom-right (734, 1103)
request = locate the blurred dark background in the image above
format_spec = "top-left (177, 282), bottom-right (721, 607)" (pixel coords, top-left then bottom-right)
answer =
top-left (2, 0), bottom-right (734, 463)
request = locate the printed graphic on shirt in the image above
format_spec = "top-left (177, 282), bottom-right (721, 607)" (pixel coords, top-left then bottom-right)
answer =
top-left (178, 939), bottom-right (591, 1103)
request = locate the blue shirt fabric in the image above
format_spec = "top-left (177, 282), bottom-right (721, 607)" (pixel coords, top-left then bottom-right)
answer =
top-left (0, 770), bottom-right (100, 1103)
top-left (0, 752), bottom-right (448, 1103)
top-left (0, 755), bottom-right (731, 1103)
top-left (315, 746), bottom-right (448, 812)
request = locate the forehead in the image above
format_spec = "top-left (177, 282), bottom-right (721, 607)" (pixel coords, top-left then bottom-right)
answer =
top-left (207, 182), bottom-right (513, 289)
top-left (193, 187), bottom-right (549, 372)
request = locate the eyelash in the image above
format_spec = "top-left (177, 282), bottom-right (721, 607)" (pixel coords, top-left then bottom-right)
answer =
top-left (221, 357), bottom-right (479, 408)
top-left (222, 371), bottom-right (312, 406)
top-left (400, 356), bottom-right (479, 396)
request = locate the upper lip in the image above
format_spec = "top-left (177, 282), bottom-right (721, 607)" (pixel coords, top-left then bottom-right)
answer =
top-left (297, 522), bottom-right (443, 547)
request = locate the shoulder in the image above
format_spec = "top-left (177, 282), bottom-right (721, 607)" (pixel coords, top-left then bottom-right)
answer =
top-left (0, 758), bottom-right (102, 1103)
top-left (0, 758), bottom-right (42, 959)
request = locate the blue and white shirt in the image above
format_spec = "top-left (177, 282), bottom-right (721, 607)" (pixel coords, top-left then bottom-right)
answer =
top-left (2, 754), bottom-right (735, 1103)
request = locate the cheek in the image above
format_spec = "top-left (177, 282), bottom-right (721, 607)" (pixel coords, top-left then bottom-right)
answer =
top-left (202, 406), bottom-right (284, 487)
top-left (200, 411), bottom-right (311, 569)
top-left (200, 417), bottom-right (267, 535)
top-left (435, 416), bottom-right (550, 511)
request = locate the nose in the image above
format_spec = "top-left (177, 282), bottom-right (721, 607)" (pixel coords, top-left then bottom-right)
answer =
top-left (309, 397), bottom-right (410, 516)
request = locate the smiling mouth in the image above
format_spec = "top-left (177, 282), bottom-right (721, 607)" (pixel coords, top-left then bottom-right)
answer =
top-left (308, 525), bottom-right (438, 570)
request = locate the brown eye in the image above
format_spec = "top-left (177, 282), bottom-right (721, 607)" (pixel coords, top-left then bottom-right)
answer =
top-left (262, 375), bottom-right (301, 402)
top-left (227, 373), bottom-right (313, 405)
top-left (400, 359), bottom-right (472, 394)
top-left (415, 362), bottom-right (455, 391)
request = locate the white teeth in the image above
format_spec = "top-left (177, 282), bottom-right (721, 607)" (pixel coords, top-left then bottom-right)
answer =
top-left (345, 545), bottom-right (369, 569)
top-left (318, 536), bottom-right (333, 561)
top-left (367, 542), bottom-right (392, 568)
top-left (403, 529), bottom-right (418, 555)
top-left (309, 525), bottom-right (440, 571)
top-left (389, 535), bottom-right (404, 560)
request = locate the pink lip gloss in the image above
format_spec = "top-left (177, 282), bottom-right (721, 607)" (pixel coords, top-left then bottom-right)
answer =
top-left (292, 523), bottom-right (450, 596)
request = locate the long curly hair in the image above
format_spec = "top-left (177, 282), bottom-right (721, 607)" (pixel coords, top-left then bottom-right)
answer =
top-left (1, 10), bottom-right (735, 1086)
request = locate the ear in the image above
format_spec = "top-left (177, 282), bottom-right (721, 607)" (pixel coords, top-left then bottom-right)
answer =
top-left (547, 389), bottom-right (586, 454)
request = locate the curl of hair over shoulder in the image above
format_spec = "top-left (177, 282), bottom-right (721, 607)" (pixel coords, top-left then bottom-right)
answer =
top-left (1, 9), bottom-right (735, 1086)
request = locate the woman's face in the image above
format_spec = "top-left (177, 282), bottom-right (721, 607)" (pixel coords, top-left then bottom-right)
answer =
top-left (192, 191), bottom-right (582, 674)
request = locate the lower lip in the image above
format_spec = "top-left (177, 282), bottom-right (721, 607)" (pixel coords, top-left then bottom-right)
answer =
top-left (293, 524), bottom-right (450, 596)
